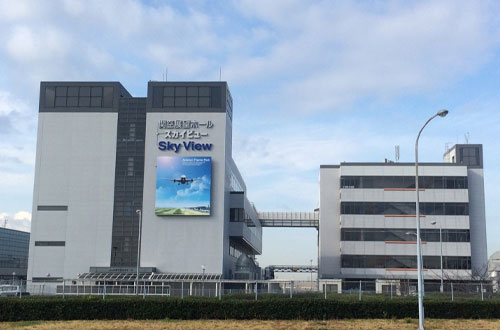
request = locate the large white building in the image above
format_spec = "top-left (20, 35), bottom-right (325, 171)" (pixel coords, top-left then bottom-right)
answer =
top-left (27, 80), bottom-right (488, 293)
top-left (319, 144), bottom-right (487, 284)
top-left (28, 81), bottom-right (261, 283)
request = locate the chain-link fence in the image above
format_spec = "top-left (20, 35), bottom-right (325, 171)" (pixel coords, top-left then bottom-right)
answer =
top-left (1, 279), bottom-right (499, 301)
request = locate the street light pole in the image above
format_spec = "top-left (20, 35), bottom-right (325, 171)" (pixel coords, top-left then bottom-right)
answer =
top-left (201, 265), bottom-right (206, 296)
top-left (415, 109), bottom-right (448, 330)
top-left (310, 259), bottom-right (313, 291)
top-left (136, 209), bottom-right (142, 296)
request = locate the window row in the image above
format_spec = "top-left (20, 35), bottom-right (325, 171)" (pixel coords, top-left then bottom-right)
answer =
top-left (341, 176), bottom-right (468, 189)
top-left (45, 86), bottom-right (114, 108)
top-left (229, 241), bottom-right (243, 259)
top-left (152, 86), bottom-right (221, 108)
top-left (341, 202), bottom-right (469, 215)
top-left (341, 255), bottom-right (471, 270)
top-left (230, 208), bottom-right (248, 222)
top-left (341, 228), bottom-right (470, 242)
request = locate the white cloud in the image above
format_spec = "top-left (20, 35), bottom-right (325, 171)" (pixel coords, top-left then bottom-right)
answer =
top-left (176, 175), bottom-right (210, 198)
top-left (0, 211), bottom-right (31, 232)
top-left (226, 1), bottom-right (500, 111)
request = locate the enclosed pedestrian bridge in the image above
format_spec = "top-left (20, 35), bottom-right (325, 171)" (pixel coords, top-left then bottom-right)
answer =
top-left (258, 212), bottom-right (319, 229)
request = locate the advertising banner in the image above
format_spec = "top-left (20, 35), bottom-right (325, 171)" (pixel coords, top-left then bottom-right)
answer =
top-left (155, 156), bottom-right (211, 216)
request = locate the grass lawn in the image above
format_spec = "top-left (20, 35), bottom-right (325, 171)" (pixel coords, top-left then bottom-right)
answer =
top-left (1, 319), bottom-right (500, 329)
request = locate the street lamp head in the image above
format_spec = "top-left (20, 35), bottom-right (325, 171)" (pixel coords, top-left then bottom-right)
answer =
top-left (136, 209), bottom-right (141, 215)
top-left (437, 109), bottom-right (449, 117)
top-left (406, 231), bottom-right (416, 236)
top-left (430, 221), bottom-right (437, 225)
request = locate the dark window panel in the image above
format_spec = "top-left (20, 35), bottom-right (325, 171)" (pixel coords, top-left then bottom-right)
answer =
top-left (56, 86), bottom-right (67, 96)
top-left (187, 87), bottom-right (198, 96)
top-left (55, 97), bottom-right (66, 107)
top-left (78, 96), bottom-right (90, 107)
top-left (199, 97), bottom-right (210, 107)
top-left (67, 97), bottom-right (78, 107)
top-left (91, 97), bottom-right (102, 107)
top-left (103, 87), bottom-right (114, 107)
top-left (187, 97), bottom-right (198, 107)
top-left (37, 205), bottom-right (68, 211)
top-left (164, 87), bottom-right (175, 97)
top-left (79, 86), bottom-right (91, 97)
top-left (199, 86), bottom-right (210, 96)
top-left (163, 97), bottom-right (174, 107)
top-left (210, 86), bottom-right (221, 107)
top-left (175, 97), bottom-right (186, 107)
top-left (45, 87), bottom-right (56, 107)
top-left (152, 87), bottom-right (163, 107)
top-left (67, 87), bottom-right (79, 97)
top-left (175, 86), bottom-right (186, 97)
top-left (340, 176), bottom-right (468, 189)
top-left (35, 241), bottom-right (65, 246)
top-left (91, 87), bottom-right (102, 97)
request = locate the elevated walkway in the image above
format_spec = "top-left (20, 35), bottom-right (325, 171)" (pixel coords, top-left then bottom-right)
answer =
top-left (258, 212), bottom-right (319, 229)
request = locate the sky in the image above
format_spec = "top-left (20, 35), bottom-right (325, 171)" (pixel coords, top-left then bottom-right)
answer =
top-left (1, 0), bottom-right (500, 268)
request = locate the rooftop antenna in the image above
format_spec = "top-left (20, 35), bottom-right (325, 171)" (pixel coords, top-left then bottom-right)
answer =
top-left (219, 67), bottom-right (221, 81)
top-left (395, 145), bottom-right (400, 162)
top-left (464, 132), bottom-right (470, 144)
top-left (166, 67), bottom-right (168, 82)
top-left (3, 218), bottom-right (7, 228)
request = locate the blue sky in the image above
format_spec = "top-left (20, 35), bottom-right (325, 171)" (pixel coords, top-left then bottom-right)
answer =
top-left (0, 0), bottom-right (499, 267)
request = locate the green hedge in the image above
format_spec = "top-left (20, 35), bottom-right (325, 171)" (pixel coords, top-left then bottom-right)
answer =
top-left (1, 297), bottom-right (499, 321)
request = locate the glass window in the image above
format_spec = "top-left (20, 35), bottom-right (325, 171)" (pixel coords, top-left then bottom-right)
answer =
top-left (187, 97), bottom-right (197, 107)
top-left (152, 87), bottom-right (163, 107)
top-left (78, 97), bottom-right (90, 107)
top-left (79, 86), bottom-right (91, 97)
top-left (163, 97), bottom-right (174, 107)
top-left (56, 86), bottom-right (67, 96)
top-left (164, 87), bottom-right (175, 97)
top-left (68, 86), bottom-right (79, 97)
top-left (403, 176), bottom-right (415, 188)
top-left (67, 97), bottom-right (78, 107)
top-left (175, 86), bottom-right (186, 97)
top-left (187, 87), bottom-right (198, 96)
top-left (211, 86), bottom-right (221, 107)
top-left (445, 177), bottom-right (455, 189)
top-left (91, 87), bottom-right (102, 96)
top-left (445, 203), bottom-right (456, 215)
top-left (455, 177), bottom-right (466, 189)
top-left (103, 87), bottom-right (114, 107)
top-left (339, 176), bottom-right (466, 189)
top-left (91, 97), bottom-right (102, 107)
top-left (55, 97), bottom-right (66, 107)
top-left (199, 86), bottom-right (210, 96)
top-left (434, 203), bottom-right (444, 215)
top-left (199, 97), bottom-right (210, 107)
top-left (45, 87), bottom-right (56, 107)
top-left (433, 176), bottom-right (444, 189)
top-left (175, 97), bottom-right (186, 107)
top-left (364, 202), bottom-right (383, 214)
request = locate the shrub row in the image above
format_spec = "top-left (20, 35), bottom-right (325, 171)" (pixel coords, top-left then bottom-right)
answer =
top-left (1, 297), bottom-right (499, 321)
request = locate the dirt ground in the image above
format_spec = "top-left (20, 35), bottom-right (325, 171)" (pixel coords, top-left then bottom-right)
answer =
top-left (1, 319), bottom-right (500, 330)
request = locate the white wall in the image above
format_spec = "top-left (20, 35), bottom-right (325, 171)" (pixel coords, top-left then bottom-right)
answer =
top-left (468, 168), bottom-right (488, 272)
top-left (140, 112), bottom-right (229, 275)
top-left (28, 112), bottom-right (117, 280)
top-left (319, 167), bottom-right (341, 278)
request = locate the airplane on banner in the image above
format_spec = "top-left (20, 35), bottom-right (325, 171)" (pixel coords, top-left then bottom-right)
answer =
top-left (163, 175), bottom-right (196, 185)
